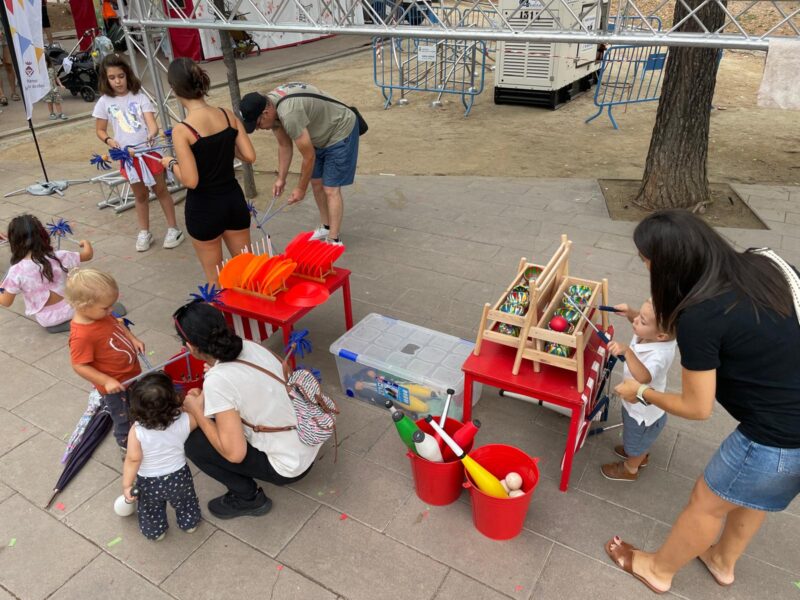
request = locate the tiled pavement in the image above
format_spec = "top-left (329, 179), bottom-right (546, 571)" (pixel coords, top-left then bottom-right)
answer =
top-left (0, 163), bottom-right (799, 599)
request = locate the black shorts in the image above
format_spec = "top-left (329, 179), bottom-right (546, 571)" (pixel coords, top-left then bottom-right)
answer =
top-left (185, 184), bottom-right (250, 242)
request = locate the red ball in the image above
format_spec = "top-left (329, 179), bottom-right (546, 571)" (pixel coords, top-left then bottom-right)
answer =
top-left (549, 316), bottom-right (569, 332)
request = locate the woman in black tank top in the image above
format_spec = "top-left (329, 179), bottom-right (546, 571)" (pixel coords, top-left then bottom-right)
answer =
top-left (162, 58), bottom-right (257, 284)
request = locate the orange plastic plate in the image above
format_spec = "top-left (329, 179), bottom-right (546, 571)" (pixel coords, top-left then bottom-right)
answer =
top-left (218, 253), bottom-right (255, 289)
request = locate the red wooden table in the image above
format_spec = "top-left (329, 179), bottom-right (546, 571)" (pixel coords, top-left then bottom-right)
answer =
top-left (218, 268), bottom-right (353, 366)
top-left (462, 335), bottom-right (610, 492)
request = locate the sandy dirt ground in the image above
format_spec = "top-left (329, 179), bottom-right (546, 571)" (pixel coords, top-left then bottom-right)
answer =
top-left (1, 47), bottom-right (798, 187)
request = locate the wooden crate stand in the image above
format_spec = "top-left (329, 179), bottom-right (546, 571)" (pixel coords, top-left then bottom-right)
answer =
top-left (473, 234), bottom-right (610, 392)
top-left (521, 275), bottom-right (609, 391)
top-left (474, 234), bottom-right (571, 355)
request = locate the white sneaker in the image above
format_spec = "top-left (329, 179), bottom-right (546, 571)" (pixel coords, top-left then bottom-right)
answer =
top-left (327, 237), bottom-right (344, 246)
top-left (163, 227), bottom-right (185, 249)
top-left (136, 230), bottom-right (153, 252)
top-left (309, 225), bottom-right (330, 241)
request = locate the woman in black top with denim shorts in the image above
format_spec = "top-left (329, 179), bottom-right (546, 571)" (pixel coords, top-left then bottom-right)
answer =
top-left (605, 210), bottom-right (800, 594)
top-left (162, 58), bottom-right (256, 284)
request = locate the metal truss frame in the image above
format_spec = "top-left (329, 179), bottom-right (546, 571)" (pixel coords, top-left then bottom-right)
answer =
top-left (122, 0), bottom-right (799, 51)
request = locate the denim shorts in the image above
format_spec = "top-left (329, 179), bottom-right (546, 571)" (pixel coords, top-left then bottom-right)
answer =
top-left (622, 406), bottom-right (667, 457)
top-left (704, 428), bottom-right (800, 512)
top-left (311, 123), bottom-right (359, 187)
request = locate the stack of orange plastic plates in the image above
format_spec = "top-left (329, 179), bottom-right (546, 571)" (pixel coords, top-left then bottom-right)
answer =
top-left (218, 253), bottom-right (297, 296)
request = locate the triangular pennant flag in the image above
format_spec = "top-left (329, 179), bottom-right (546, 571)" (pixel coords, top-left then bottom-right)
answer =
top-left (15, 0), bottom-right (23, 9)
top-left (16, 32), bottom-right (31, 57)
top-left (34, 46), bottom-right (45, 63)
top-left (25, 0), bottom-right (36, 7)
top-left (3, 0), bottom-right (13, 14)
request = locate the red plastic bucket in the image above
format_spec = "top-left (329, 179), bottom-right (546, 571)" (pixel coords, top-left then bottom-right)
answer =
top-left (163, 351), bottom-right (205, 395)
top-left (464, 444), bottom-right (539, 540)
top-left (406, 417), bottom-right (474, 506)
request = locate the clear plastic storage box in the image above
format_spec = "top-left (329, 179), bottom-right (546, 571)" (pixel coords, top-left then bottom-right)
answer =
top-left (329, 313), bottom-right (481, 420)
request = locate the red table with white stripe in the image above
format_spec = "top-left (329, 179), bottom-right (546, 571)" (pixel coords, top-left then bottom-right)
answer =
top-left (461, 332), bottom-right (610, 492)
top-left (217, 268), bottom-right (354, 366)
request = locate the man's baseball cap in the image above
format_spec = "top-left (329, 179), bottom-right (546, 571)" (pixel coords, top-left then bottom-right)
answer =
top-left (240, 92), bottom-right (267, 133)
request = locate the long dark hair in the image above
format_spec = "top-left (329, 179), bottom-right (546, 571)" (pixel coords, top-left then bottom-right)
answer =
top-left (98, 53), bottom-right (141, 97)
top-left (173, 301), bottom-right (243, 362)
top-left (633, 209), bottom-right (793, 333)
top-left (167, 57), bottom-right (210, 100)
top-left (129, 373), bottom-right (182, 430)
top-left (7, 214), bottom-right (66, 283)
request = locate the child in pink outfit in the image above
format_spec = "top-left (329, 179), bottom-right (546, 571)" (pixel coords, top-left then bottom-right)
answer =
top-left (0, 215), bottom-right (93, 332)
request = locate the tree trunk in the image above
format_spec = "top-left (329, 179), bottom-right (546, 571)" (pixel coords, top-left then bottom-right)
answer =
top-left (213, 0), bottom-right (257, 199)
top-left (634, 0), bottom-right (727, 210)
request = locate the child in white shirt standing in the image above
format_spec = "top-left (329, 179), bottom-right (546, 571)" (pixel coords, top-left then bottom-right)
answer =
top-left (123, 373), bottom-right (201, 540)
top-left (602, 298), bottom-right (677, 481)
top-left (93, 53), bottom-right (184, 252)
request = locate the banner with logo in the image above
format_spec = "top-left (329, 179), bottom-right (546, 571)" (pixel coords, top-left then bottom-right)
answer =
top-left (3, 0), bottom-right (49, 119)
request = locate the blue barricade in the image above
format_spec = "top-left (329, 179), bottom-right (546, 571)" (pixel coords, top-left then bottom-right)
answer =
top-left (585, 44), bottom-right (668, 129)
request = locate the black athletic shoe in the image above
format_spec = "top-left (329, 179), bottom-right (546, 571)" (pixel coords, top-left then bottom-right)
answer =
top-left (208, 488), bottom-right (272, 519)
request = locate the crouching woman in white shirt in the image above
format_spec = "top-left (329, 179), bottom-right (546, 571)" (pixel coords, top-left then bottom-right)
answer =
top-left (174, 300), bottom-right (320, 520)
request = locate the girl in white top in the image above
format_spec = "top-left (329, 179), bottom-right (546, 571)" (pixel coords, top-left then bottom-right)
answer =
top-left (123, 373), bottom-right (201, 541)
top-left (0, 214), bottom-right (93, 332)
top-left (93, 53), bottom-right (184, 253)
top-left (175, 301), bottom-right (321, 520)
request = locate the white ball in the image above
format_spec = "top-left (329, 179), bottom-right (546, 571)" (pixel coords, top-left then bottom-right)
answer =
top-left (505, 472), bottom-right (523, 491)
top-left (509, 489), bottom-right (525, 498)
top-left (500, 479), bottom-right (510, 494)
top-left (114, 494), bottom-right (136, 517)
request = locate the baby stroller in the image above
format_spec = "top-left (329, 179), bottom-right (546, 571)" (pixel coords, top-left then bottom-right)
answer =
top-left (230, 12), bottom-right (261, 59)
top-left (46, 29), bottom-right (100, 102)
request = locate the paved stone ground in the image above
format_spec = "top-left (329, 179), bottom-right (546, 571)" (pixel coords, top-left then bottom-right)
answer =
top-left (0, 164), bottom-right (799, 599)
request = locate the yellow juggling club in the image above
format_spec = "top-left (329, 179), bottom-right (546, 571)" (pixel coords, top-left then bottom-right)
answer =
top-left (426, 416), bottom-right (508, 499)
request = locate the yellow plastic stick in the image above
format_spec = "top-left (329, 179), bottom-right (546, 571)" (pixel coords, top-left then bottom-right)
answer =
top-left (426, 417), bottom-right (508, 498)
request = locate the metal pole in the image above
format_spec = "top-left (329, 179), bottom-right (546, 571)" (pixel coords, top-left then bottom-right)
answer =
top-left (117, 0), bottom-right (141, 78)
top-left (125, 16), bottom-right (774, 49)
top-left (139, 20), bottom-right (172, 130)
top-left (0, 3), bottom-right (49, 181)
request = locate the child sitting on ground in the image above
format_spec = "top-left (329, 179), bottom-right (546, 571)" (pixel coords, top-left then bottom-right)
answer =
top-left (0, 214), bottom-right (92, 333)
top-left (65, 268), bottom-right (143, 451)
top-left (601, 298), bottom-right (677, 482)
top-left (122, 373), bottom-right (201, 541)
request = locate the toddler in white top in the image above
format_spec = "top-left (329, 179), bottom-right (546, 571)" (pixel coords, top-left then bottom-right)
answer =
top-left (602, 299), bottom-right (677, 482)
top-left (123, 373), bottom-right (201, 540)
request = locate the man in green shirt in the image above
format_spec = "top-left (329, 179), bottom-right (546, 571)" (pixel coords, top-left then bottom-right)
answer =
top-left (240, 83), bottom-right (359, 245)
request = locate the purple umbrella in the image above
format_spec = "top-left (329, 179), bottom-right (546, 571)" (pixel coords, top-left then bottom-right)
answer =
top-left (45, 408), bottom-right (112, 508)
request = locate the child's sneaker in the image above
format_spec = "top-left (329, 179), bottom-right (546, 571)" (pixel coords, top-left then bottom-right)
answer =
top-left (49, 113), bottom-right (57, 120)
top-left (162, 227), bottom-right (185, 249)
top-left (309, 225), bottom-right (330, 241)
top-left (613, 445), bottom-right (649, 467)
top-left (59, 113), bottom-right (68, 120)
top-left (326, 237), bottom-right (344, 246)
top-left (136, 230), bottom-right (153, 252)
top-left (153, 532), bottom-right (165, 541)
top-left (184, 527), bottom-right (197, 533)
top-left (601, 461), bottom-right (639, 482)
